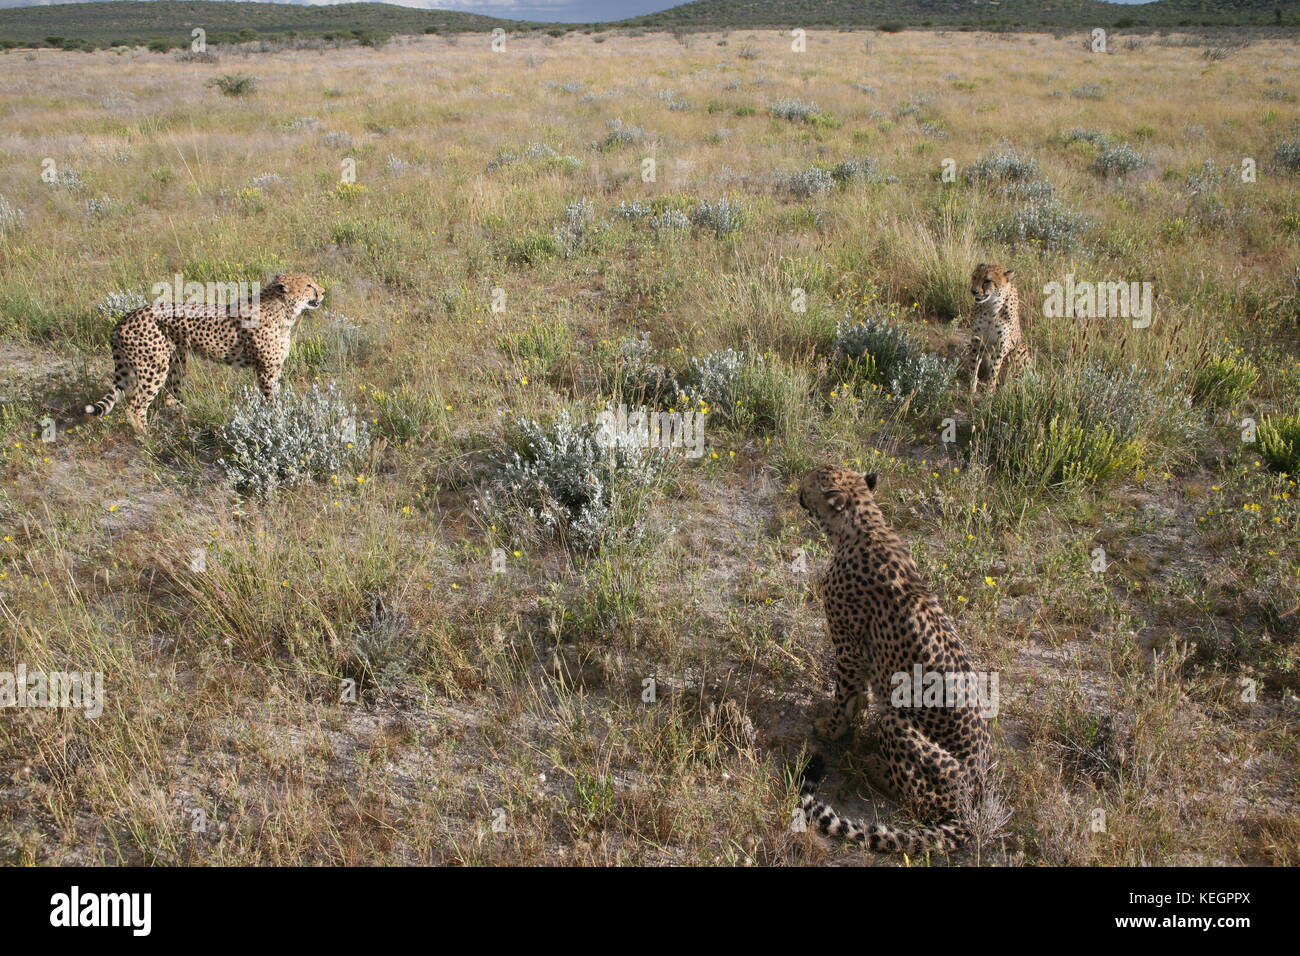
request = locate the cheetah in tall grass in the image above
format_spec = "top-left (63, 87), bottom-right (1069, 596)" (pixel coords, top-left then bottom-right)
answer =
top-left (965, 263), bottom-right (1030, 399)
top-left (797, 465), bottom-right (992, 854)
top-left (85, 273), bottom-right (322, 433)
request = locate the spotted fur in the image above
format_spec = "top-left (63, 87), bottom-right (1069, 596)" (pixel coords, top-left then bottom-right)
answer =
top-left (85, 273), bottom-right (323, 433)
top-left (797, 465), bottom-right (991, 855)
top-left (964, 263), bottom-right (1030, 399)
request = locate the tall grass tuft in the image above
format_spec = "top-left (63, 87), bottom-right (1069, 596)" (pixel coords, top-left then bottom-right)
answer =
top-left (970, 363), bottom-right (1186, 491)
top-left (1190, 352), bottom-right (1258, 407)
top-left (1258, 410), bottom-right (1300, 476)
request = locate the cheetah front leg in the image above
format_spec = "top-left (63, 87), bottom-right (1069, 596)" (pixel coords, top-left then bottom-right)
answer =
top-left (815, 648), bottom-right (869, 741)
top-left (964, 337), bottom-right (987, 400)
top-left (983, 344), bottom-right (1009, 396)
top-left (254, 358), bottom-right (284, 400)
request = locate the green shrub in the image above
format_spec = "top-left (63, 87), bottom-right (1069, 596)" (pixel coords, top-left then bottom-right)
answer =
top-left (970, 363), bottom-right (1181, 491)
top-left (1275, 138), bottom-right (1300, 172)
top-left (502, 231), bottom-right (561, 265)
top-left (966, 149), bottom-right (1040, 184)
top-left (552, 197), bottom-right (595, 257)
top-left (776, 166), bottom-right (835, 199)
top-left (986, 196), bottom-right (1088, 250)
top-left (769, 98), bottom-right (824, 123)
top-left (602, 333), bottom-right (678, 405)
top-left (1094, 143), bottom-right (1150, 177)
top-left (485, 410), bottom-right (672, 553)
top-left (595, 118), bottom-right (644, 151)
top-left (833, 317), bottom-right (956, 409)
top-left (690, 198), bottom-right (746, 237)
top-left (1258, 410), bottom-right (1300, 476)
top-left (210, 74), bottom-right (258, 97)
top-left (220, 383), bottom-right (370, 497)
top-left (1190, 353), bottom-right (1258, 407)
top-left (497, 316), bottom-right (573, 377)
top-left (679, 348), bottom-right (745, 417)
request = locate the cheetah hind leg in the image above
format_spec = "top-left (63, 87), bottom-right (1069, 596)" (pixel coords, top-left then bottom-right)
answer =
top-left (124, 357), bottom-right (169, 435)
top-left (861, 752), bottom-right (900, 800)
top-left (162, 349), bottom-right (187, 408)
top-left (879, 714), bottom-right (962, 823)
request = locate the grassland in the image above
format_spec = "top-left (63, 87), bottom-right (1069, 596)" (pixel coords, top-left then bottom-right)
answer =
top-left (0, 29), bottom-right (1297, 866)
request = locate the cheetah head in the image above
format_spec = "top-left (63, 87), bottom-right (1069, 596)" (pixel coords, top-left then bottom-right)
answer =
top-left (970, 263), bottom-right (1015, 308)
top-left (266, 273), bottom-right (324, 320)
top-left (798, 465), bottom-right (877, 533)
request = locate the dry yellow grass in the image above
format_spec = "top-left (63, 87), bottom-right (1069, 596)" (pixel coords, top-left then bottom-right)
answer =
top-left (0, 29), bottom-right (1297, 866)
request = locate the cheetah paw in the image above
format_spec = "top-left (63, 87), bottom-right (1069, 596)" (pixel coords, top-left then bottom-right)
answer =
top-left (813, 716), bottom-right (848, 741)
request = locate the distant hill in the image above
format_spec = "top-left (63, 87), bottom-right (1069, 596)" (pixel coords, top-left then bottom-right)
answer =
top-left (621, 0), bottom-right (1297, 29)
top-left (0, 1), bottom-right (524, 47)
top-left (0, 0), bottom-right (1293, 49)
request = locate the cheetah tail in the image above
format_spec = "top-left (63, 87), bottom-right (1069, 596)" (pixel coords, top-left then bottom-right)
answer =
top-left (85, 383), bottom-right (123, 417)
top-left (85, 358), bottom-right (129, 418)
top-left (798, 757), bottom-right (970, 855)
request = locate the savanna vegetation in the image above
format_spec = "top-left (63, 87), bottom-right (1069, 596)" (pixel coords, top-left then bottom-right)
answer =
top-left (0, 28), bottom-right (1297, 866)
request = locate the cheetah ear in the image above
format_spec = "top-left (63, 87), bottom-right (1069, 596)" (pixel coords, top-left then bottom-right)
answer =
top-left (1003, 269), bottom-right (1015, 280)
top-left (823, 489), bottom-right (850, 513)
top-left (266, 276), bottom-right (287, 295)
top-left (864, 473), bottom-right (878, 492)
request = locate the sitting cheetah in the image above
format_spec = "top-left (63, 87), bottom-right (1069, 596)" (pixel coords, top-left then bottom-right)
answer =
top-left (964, 263), bottom-right (1030, 399)
top-left (796, 465), bottom-right (991, 854)
top-left (85, 273), bottom-right (323, 433)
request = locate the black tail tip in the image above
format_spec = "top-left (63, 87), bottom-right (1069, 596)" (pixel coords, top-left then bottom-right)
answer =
top-left (798, 752), bottom-right (827, 794)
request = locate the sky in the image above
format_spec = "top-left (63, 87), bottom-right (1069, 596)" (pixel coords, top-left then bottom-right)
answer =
top-left (443, 0), bottom-right (679, 20)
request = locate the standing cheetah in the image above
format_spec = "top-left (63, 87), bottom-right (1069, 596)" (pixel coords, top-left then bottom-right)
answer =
top-left (964, 263), bottom-right (1030, 399)
top-left (85, 273), bottom-right (322, 433)
top-left (796, 465), bottom-right (992, 855)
